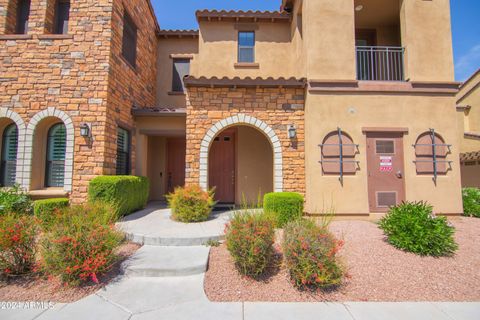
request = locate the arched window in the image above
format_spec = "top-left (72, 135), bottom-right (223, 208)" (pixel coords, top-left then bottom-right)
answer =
top-left (45, 123), bottom-right (66, 187)
top-left (320, 129), bottom-right (358, 181)
top-left (414, 130), bottom-right (451, 179)
top-left (1, 124), bottom-right (18, 187)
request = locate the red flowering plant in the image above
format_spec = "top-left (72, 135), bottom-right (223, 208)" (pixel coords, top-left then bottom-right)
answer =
top-left (283, 219), bottom-right (344, 290)
top-left (167, 185), bottom-right (216, 223)
top-left (41, 202), bottom-right (123, 286)
top-left (0, 213), bottom-right (38, 277)
top-left (225, 212), bottom-right (275, 277)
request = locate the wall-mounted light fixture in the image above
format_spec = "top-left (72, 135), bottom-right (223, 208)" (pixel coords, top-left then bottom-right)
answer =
top-left (288, 125), bottom-right (297, 139)
top-left (355, 5), bottom-right (364, 11)
top-left (80, 123), bottom-right (92, 138)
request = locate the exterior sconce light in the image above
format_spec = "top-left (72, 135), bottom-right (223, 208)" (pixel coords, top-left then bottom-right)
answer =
top-left (80, 123), bottom-right (91, 138)
top-left (355, 5), bottom-right (364, 12)
top-left (288, 125), bottom-right (297, 139)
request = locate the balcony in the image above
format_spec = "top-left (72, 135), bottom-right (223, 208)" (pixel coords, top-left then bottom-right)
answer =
top-left (356, 46), bottom-right (405, 81)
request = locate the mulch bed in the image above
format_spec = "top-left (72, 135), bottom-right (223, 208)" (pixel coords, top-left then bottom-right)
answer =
top-left (204, 217), bottom-right (480, 302)
top-left (0, 242), bottom-right (140, 303)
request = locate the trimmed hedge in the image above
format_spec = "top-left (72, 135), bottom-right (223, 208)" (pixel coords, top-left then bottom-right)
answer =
top-left (462, 188), bottom-right (480, 218)
top-left (88, 176), bottom-right (149, 216)
top-left (34, 198), bottom-right (69, 226)
top-left (263, 192), bottom-right (304, 227)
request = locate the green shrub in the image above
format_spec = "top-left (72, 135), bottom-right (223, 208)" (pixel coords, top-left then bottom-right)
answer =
top-left (88, 176), bottom-right (149, 216)
top-left (167, 185), bottom-right (215, 223)
top-left (225, 212), bottom-right (275, 277)
top-left (263, 192), bottom-right (304, 227)
top-left (41, 202), bottom-right (123, 285)
top-left (34, 198), bottom-right (69, 227)
top-left (283, 219), bottom-right (344, 289)
top-left (378, 201), bottom-right (458, 256)
top-left (0, 213), bottom-right (38, 277)
top-left (462, 188), bottom-right (480, 218)
top-left (0, 185), bottom-right (33, 215)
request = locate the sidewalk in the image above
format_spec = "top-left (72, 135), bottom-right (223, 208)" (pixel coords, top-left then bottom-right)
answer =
top-left (1, 205), bottom-right (478, 319)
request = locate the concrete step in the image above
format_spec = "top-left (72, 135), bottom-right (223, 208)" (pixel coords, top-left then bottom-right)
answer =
top-left (126, 232), bottom-right (225, 246)
top-left (122, 245), bottom-right (210, 277)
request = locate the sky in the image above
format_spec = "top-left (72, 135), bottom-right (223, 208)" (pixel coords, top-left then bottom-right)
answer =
top-left (152, 0), bottom-right (480, 82)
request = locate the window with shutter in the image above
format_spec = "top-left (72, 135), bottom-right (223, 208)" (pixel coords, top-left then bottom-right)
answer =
top-left (320, 130), bottom-right (358, 175)
top-left (116, 127), bottom-right (131, 175)
top-left (414, 131), bottom-right (450, 175)
top-left (45, 123), bottom-right (66, 187)
top-left (1, 124), bottom-right (18, 187)
top-left (122, 12), bottom-right (137, 67)
top-left (172, 59), bottom-right (190, 92)
top-left (16, 0), bottom-right (31, 34)
top-left (54, 0), bottom-right (70, 34)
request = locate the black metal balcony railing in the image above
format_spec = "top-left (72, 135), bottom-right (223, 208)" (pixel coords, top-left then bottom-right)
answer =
top-left (356, 46), bottom-right (405, 81)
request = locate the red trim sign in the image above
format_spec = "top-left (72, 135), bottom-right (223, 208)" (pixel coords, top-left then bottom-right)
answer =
top-left (380, 156), bottom-right (393, 172)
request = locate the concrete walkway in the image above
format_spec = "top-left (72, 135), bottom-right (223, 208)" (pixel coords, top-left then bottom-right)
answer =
top-left (1, 204), bottom-right (479, 319)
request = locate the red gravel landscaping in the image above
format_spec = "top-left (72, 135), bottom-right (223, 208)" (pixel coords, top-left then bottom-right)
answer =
top-left (204, 217), bottom-right (480, 302)
top-left (0, 242), bottom-right (140, 303)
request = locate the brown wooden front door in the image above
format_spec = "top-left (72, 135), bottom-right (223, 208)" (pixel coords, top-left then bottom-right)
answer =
top-left (166, 137), bottom-right (186, 194)
top-left (366, 132), bottom-right (406, 212)
top-left (209, 129), bottom-right (236, 203)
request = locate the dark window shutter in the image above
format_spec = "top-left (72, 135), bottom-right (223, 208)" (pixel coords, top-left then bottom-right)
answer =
top-left (16, 0), bottom-right (31, 34)
top-left (122, 12), bottom-right (137, 67)
top-left (1, 124), bottom-right (18, 187)
top-left (54, 1), bottom-right (70, 34)
top-left (172, 59), bottom-right (190, 92)
top-left (116, 128), bottom-right (131, 175)
top-left (46, 123), bottom-right (67, 187)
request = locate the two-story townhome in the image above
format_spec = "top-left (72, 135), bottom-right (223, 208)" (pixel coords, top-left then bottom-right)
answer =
top-left (457, 69), bottom-right (480, 187)
top-left (0, 0), bottom-right (463, 217)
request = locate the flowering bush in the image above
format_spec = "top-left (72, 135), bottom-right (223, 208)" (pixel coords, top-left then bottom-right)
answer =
top-left (0, 213), bottom-right (38, 277)
top-left (167, 185), bottom-right (215, 223)
top-left (225, 212), bottom-right (275, 277)
top-left (379, 201), bottom-right (458, 256)
top-left (283, 219), bottom-right (344, 289)
top-left (41, 202), bottom-right (123, 285)
top-left (0, 185), bottom-right (33, 216)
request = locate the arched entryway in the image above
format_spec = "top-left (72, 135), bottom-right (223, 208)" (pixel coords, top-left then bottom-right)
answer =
top-left (200, 114), bottom-right (283, 205)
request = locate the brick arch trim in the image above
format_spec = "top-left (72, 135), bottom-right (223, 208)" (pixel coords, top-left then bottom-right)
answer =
top-left (199, 114), bottom-right (283, 192)
top-left (23, 108), bottom-right (75, 192)
top-left (0, 108), bottom-right (27, 188)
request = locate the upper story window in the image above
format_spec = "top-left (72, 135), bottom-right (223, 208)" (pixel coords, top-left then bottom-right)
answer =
top-left (172, 59), bottom-right (190, 93)
top-left (238, 31), bottom-right (255, 63)
top-left (54, 0), bottom-right (70, 34)
top-left (122, 12), bottom-right (137, 68)
top-left (15, 0), bottom-right (31, 34)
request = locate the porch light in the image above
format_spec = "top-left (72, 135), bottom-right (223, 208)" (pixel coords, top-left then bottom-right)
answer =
top-left (80, 123), bottom-right (91, 138)
top-left (355, 5), bottom-right (364, 11)
top-left (288, 125), bottom-right (297, 139)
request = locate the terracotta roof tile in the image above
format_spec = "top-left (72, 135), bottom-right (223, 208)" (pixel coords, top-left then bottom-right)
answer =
top-left (196, 10), bottom-right (291, 22)
top-left (184, 76), bottom-right (306, 88)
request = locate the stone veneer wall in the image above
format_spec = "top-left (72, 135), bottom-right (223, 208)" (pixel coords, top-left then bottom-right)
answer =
top-left (0, 0), bottom-right (157, 203)
top-left (185, 87), bottom-right (306, 195)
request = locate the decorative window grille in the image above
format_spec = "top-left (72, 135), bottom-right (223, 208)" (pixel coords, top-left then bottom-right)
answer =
top-left (319, 128), bottom-right (359, 185)
top-left (413, 129), bottom-right (452, 183)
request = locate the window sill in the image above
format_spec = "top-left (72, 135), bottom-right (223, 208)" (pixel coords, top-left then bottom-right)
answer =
top-left (0, 34), bottom-right (33, 40)
top-left (169, 54), bottom-right (194, 60)
top-left (28, 188), bottom-right (69, 200)
top-left (234, 62), bottom-right (259, 69)
top-left (168, 91), bottom-right (186, 96)
top-left (120, 55), bottom-right (138, 73)
top-left (37, 34), bottom-right (73, 40)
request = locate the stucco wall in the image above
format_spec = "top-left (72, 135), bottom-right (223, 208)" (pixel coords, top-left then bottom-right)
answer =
top-left (460, 163), bottom-right (480, 188)
top-left (195, 21), bottom-right (297, 78)
top-left (156, 38), bottom-right (199, 107)
top-left (305, 92), bottom-right (462, 215)
top-left (457, 71), bottom-right (480, 153)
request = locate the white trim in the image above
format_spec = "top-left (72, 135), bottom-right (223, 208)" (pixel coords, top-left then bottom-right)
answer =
top-left (23, 108), bottom-right (75, 192)
top-left (0, 108), bottom-right (27, 187)
top-left (198, 113), bottom-right (283, 192)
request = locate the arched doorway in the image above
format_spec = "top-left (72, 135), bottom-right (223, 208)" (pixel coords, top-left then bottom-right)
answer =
top-left (208, 125), bottom-right (274, 205)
